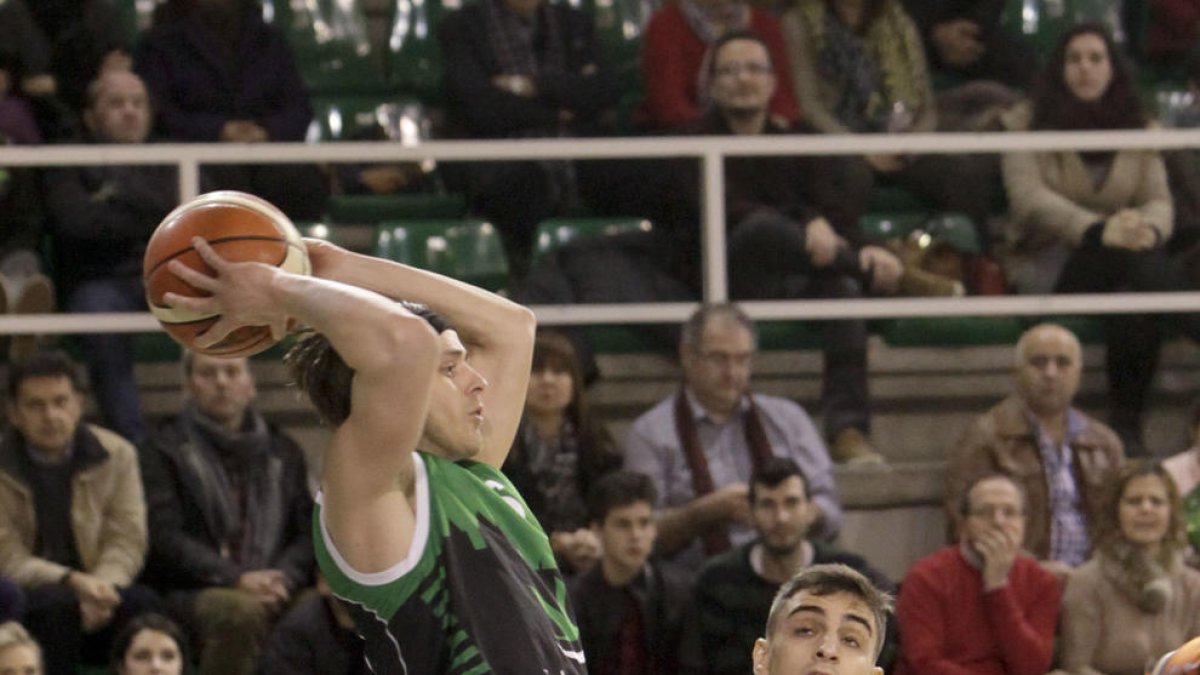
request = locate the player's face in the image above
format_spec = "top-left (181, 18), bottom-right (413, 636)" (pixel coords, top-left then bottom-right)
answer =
top-left (1118, 474), bottom-right (1172, 549)
top-left (422, 330), bottom-right (488, 461)
top-left (595, 501), bottom-right (656, 576)
top-left (681, 317), bottom-right (755, 417)
top-left (959, 477), bottom-right (1026, 550)
top-left (6, 375), bottom-right (83, 458)
top-left (751, 476), bottom-right (812, 557)
top-left (1015, 327), bottom-right (1081, 416)
top-left (752, 591), bottom-right (882, 675)
top-left (119, 629), bottom-right (182, 675)
top-left (187, 353), bottom-right (257, 431)
top-left (0, 644), bottom-right (41, 675)
top-left (85, 71), bottom-right (151, 144)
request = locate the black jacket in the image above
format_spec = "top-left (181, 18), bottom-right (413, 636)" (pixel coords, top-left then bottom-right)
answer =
top-left (138, 413), bottom-right (314, 593)
top-left (439, 1), bottom-right (618, 139)
top-left (43, 141), bottom-right (178, 293)
top-left (568, 560), bottom-right (704, 675)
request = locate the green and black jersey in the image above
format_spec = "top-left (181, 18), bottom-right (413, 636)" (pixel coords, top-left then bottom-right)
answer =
top-left (314, 452), bottom-right (587, 675)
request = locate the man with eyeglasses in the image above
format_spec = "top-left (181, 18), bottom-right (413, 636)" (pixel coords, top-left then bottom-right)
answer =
top-left (670, 31), bottom-right (915, 466)
top-left (945, 323), bottom-right (1124, 576)
top-left (895, 474), bottom-right (1061, 675)
top-left (624, 303), bottom-right (841, 572)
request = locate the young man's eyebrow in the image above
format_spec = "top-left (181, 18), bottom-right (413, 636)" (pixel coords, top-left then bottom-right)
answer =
top-left (786, 605), bottom-right (875, 636)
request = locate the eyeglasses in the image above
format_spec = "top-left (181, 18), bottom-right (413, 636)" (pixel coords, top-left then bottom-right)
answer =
top-left (968, 505), bottom-right (1024, 520)
top-left (713, 62), bottom-right (773, 78)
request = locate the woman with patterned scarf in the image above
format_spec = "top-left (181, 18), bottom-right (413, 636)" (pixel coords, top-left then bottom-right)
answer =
top-left (1055, 463), bottom-right (1200, 675)
top-left (780, 0), bottom-right (995, 252)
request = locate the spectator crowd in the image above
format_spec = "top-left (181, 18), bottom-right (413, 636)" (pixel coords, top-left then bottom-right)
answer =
top-left (2, 0), bottom-right (1200, 672)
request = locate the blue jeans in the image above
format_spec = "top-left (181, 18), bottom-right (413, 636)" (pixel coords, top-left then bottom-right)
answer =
top-left (67, 277), bottom-right (147, 444)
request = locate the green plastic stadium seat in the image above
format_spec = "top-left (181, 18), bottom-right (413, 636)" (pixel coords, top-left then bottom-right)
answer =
top-left (376, 219), bottom-right (510, 291)
top-left (327, 193), bottom-right (467, 224)
top-left (859, 211), bottom-right (928, 241)
top-left (386, 0), bottom-right (453, 102)
top-left (531, 217), bottom-right (653, 266)
top-left (269, 0), bottom-right (387, 94)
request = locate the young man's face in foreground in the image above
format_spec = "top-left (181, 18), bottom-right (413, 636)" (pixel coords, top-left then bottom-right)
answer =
top-left (752, 590), bottom-right (882, 675)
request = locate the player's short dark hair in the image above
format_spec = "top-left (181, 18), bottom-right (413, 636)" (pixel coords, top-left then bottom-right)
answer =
top-left (285, 301), bottom-right (451, 426)
top-left (749, 456), bottom-right (809, 504)
top-left (586, 470), bottom-right (657, 525)
top-left (765, 564), bottom-right (893, 661)
top-left (6, 350), bottom-right (85, 401)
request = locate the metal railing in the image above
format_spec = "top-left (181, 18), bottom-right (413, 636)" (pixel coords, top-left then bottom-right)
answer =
top-left (4, 127), bottom-right (1200, 333)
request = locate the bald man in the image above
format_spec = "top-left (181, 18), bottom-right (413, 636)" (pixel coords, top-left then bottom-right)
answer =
top-left (945, 323), bottom-right (1124, 576)
top-left (44, 68), bottom-right (178, 444)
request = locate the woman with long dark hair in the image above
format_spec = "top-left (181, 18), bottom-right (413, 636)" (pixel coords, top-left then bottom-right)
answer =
top-left (109, 613), bottom-right (189, 675)
top-left (1057, 463), bottom-right (1200, 675)
top-left (1001, 23), bottom-right (1200, 456)
top-left (503, 331), bottom-right (623, 573)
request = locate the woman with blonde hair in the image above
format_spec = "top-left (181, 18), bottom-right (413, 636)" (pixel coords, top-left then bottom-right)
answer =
top-left (1057, 462), bottom-right (1200, 675)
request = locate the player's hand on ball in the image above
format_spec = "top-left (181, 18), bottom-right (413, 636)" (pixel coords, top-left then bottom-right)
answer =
top-left (163, 237), bottom-right (291, 348)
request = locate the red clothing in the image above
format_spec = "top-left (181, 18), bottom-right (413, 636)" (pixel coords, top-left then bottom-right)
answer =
top-left (895, 546), bottom-right (1060, 675)
top-left (1147, 0), bottom-right (1200, 59)
top-left (638, 1), bottom-right (800, 129)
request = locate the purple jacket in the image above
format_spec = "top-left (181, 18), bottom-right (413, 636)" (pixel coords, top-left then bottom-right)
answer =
top-left (134, 13), bottom-right (312, 142)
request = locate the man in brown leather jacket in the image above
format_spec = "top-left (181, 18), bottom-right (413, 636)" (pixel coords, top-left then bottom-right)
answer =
top-left (945, 323), bottom-right (1125, 576)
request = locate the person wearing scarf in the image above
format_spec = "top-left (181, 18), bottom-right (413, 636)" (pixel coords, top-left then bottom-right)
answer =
top-left (625, 304), bottom-right (842, 572)
top-left (1056, 463), bottom-right (1200, 675)
top-left (139, 352), bottom-right (314, 675)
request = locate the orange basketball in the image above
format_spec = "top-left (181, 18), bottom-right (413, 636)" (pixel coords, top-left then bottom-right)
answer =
top-left (143, 190), bottom-right (311, 358)
top-left (1147, 636), bottom-right (1200, 675)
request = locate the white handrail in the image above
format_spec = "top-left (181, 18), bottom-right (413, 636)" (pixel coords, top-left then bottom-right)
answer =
top-left (4, 129), bottom-right (1200, 335)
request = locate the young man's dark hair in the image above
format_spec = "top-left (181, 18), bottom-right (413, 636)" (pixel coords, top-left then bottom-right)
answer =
top-left (586, 470), bottom-right (657, 525)
top-left (749, 456), bottom-right (810, 504)
top-left (285, 300), bottom-right (450, 426)
top-left (6, 350), bottom-right (85, 401)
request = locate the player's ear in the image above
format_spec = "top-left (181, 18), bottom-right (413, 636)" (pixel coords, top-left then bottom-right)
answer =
top-left (751, 638), bottom-right (769, 674)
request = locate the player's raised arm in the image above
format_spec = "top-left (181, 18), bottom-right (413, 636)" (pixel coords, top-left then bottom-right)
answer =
top-left (305, 239), bottom-right (536, 468)
top-left (164, 238), bottom-right (441, 572)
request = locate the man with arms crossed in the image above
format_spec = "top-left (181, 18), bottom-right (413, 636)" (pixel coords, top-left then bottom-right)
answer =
top-left (752, 563), bottom-right (891, 675)
top-left (162, 236), bottom-right (584, 674)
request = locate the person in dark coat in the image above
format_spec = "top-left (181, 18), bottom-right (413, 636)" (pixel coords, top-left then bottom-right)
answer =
top-left (135, 0), bottom-right (327, 220)
top-left (139, 351), bottom-right (314, 675)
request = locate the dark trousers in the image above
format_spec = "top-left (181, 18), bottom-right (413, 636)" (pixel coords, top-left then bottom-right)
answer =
top-left (66, 276), bottom-right (147, 445)
top-left (727, 212), bottom-right (871, 437)
top-left (24, 583), bottom-right (161, 675)
top-left (0, 577), bottom-right (25, 622)
top-left (1055, 244), bottom-right (1200, 454)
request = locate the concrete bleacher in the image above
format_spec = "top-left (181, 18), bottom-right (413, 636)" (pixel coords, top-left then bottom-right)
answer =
top-left (112, 332), bottom-right (1200, 580)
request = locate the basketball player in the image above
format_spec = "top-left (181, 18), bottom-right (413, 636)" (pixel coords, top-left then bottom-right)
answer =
top-left (163, 236), bottom-right (586, 674)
